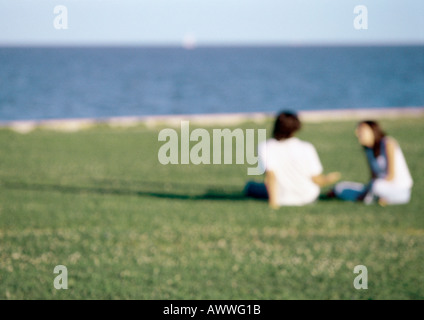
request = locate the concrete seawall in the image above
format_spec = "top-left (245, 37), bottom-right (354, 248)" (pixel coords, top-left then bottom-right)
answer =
top-left (1, 107), bottom-right (423, 133)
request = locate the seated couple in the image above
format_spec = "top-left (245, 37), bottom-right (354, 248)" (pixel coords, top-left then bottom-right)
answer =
top-left (244, 111), bottom-right (413, 209)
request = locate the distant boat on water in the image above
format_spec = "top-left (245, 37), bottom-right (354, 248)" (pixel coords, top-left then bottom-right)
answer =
top-left (182, 33), bottom-right (197, 50)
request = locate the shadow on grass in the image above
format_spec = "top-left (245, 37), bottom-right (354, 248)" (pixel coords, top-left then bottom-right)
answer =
top-left (1, 180), bottom-right (251, 201)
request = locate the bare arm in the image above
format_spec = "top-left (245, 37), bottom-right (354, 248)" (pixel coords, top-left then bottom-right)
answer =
top-left (385, 138), bottom-right (396, 181)
top-left (312, 172), bottom-right (341, 187)
top-left (264, 170), bottom-right (279, 209)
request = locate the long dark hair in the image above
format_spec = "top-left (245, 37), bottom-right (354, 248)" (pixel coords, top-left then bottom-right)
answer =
top-left (359, 120), bottom-right (386, 157)
top-left (273, 111), bottom-right (301, 141)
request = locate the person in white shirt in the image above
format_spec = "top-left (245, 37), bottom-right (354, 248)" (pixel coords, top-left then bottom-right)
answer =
top-left (330, 120), bottom-right (413, 205)
top-left (244, 111), bottom-right (341, 208)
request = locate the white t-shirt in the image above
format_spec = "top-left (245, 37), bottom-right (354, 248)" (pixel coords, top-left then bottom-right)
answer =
top-left (259, 137), bottom-right (323, 206)
top-left (386, 138), bottom-right (413, 189)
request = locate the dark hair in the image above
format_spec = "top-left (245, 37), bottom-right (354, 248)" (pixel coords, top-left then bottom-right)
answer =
top-left (273, 111), bottom-right (301, 141)
top-left (358, 120), bottom-right (386, 157)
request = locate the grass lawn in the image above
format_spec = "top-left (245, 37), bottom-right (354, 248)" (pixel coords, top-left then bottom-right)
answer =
top-left (0, 116), bottom-right (423, 300)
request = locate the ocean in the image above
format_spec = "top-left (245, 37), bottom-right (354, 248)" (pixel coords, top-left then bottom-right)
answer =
top-left (0, 46), bottom-right (423, 121)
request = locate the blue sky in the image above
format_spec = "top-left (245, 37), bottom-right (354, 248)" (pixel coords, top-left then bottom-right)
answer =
top-left (0, 0), bottom-right (423, 46)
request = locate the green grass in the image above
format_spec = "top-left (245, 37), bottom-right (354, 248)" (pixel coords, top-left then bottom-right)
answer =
top-left (0, 117), bottom-right (423, 300)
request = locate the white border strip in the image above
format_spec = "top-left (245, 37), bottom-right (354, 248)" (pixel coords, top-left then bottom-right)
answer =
top-left (1, 107), bottom-right (423, 133)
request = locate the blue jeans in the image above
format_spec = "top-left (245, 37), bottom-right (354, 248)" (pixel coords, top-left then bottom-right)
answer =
top-left (334, 180), bottom-right (411, 204)
top-left (334, 181), bottom-right (369, 202)
top-left (244, 181), bottom-right (268, 199)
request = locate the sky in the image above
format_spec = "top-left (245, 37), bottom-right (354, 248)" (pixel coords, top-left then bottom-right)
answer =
top-left (0, 0), bottom-right (423, 46)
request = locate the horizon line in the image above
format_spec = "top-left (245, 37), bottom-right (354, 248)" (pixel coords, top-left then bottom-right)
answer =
top-left (1, 41), bottom-right (423, 49)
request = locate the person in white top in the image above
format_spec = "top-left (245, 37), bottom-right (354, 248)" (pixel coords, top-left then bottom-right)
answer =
top-left (244, 111), bottom-right (341, 208)
top-left (331, 120), bottom-right (413, 205)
